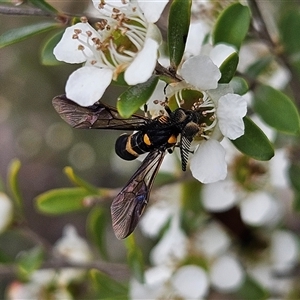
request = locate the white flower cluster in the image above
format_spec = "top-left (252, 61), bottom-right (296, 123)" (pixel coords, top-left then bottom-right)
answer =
top-left (54, 0), bottom-right (248, 184)
top-left (54, 0), bottom-right (166, 106)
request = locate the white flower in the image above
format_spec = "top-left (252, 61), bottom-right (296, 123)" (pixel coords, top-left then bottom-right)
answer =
top-left (247, 230), bottom-right (298, 296)
top-left (201, 139), bottom-right (289, 228)
top-left (53, 225), bottom-right (92, 263)
top-left (139, 184), bottom-right (181, 238)
top-left (166, 53), bottom-right (247, 184)
top-left (210, 254), bottom-right (245, 292)
top-left (0, 192), bottom-right (13, 233)
top-left (130, 265), bottom-right (174, 299)
top-left (171, 265), bottom-right (209, 299)
top-left (271, 230), bottom-right (299, 273)
top-left (53, 225), bottom-right (93, 285)
top-left (130, 264), bottom-right (209, 299)
top-left (194, 222), bottom-right (230, 259)
top-left (54, 0), bottom-right (166, 106)
top-left (150, 212), bottom-right (188, 266)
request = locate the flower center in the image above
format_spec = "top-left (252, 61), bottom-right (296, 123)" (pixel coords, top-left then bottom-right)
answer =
top-left (72, 2), bottom-right (148, 78)
top-left (230, 155), bottom-right (268, 191)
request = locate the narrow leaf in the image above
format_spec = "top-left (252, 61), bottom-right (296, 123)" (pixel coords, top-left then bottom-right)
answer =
top-left (64, 166), bottom-right (99, 194)
top-left (181, 180), bottom-right (204, 234)
top-left (229, 76), bottom-right (249, 95)
top-left (0, 248), bottom-right (13, 264)
top-left (35, 187), bottom-right (94, 214)
top-left (117, 75), bottom-right (159, 118)
top-left (293, 192), bottom-right (300, 212)
top-left (90, 269), bottom-right (128, 299)
top-left (168, 0), bottom-right (192, 69)
top-left (0, 22), bottom-right (61, 49)
top-left (87, 208), bottom-right (109, 260)
top-left (17, 246), bottom-right (44, 279)
top-left (125, 234), bottom-right (145, 283)
top-left (219, 51), bottom-right (239, 83)
top-left (288, 163), bottom-right (300, 192)
top-left (279, 10), bottom-right (300, 56)
top-left (40, 30), bottom-right (64, 65)
top-left (236, 275), bottom-right (269, 300)
top-left (253, 84), bottom-right (300, 134)
top-left (231, 117), bottom-right (274, 161)
top-left (246, 56), bottom-right (273, 78)
top-left (213, 3), bottom-right (251, 49)
top-left (28, 0), bottom-right (58, 14)
top-left (7, 159), bottom-right (22, 208)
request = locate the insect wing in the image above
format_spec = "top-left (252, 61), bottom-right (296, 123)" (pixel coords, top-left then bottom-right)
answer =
top-left (111, 150), bottom-right (166, 239)
top-left (52, 94), bottom-right (148, 130)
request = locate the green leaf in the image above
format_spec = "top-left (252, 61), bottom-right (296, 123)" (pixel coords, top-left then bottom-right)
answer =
top-left (246, 56), bottom-right (273, 78)
top-left (117, 75), bottom-right (159, 118)
top-left (124, 235), bottom-right (145, 283)
top-left (35, 187), bottom-right (94, 214)
top-left (0, 22), bottom-right (61, 49)
top-left (40, 30), bottom-right (64, 65)
top-left (236, 275), bottom-right (269, 300)
top-left (181, 180), bottom-right (204, 234)
top-left (64, 166), bottom-right (99, 194)
top-left (90, 269), bottom-right (128, 299)
top-left (213, 3), bottom-right (251, 49)
top-left (112, 72), bottom-right (129, 86)
top-left (17, 246), bottom-right (44, 279)
top-left (28, 0), bottom-right (58, 14)
top-left (229, 76), bottom-right (249, 95)
top-left (253, 84), bottom-right (300, 134)
top-left (218, 51), bottom-right (239, 83)
top-left (293, 192), bottom-right (300, 212)
top-left (288, 163), bottom-right (300, 192)
top-left (0, 248), bottom-right (13, 264)
top-left (231, 116), bottom-right (274, 161)
top-left (87, 208), bottom-right (109, 260)
top-left (7, 159), bottom-right (22, 208)
top-left (279, 10), bottom-right (300, 56)
top-left (168, 0), bottom-right (192, 69)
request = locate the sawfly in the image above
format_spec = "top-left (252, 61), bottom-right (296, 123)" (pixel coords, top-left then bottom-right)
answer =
top-left (52, 94), bottom-right (205, 239)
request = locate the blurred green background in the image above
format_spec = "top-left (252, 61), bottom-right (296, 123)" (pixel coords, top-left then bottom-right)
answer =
top-left (0, 1), bottom-right (142, 244)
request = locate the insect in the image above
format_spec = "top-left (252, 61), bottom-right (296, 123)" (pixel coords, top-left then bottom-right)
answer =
top-left (52, 94), bottom-right (204, 239)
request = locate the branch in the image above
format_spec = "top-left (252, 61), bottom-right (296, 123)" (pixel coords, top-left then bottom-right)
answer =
top-left (0, 259), bottom-right (130, 281)
top-left (0, 4), bottom-right (52, 17)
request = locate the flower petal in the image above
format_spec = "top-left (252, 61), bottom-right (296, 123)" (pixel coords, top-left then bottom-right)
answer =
top-left (270, 149), bottom-right (289, 188)
top-left (195, 223), bottom-right (230, 259)
top-left (207, 83), bottom-right (233, 104)
top-left (171, 265), bottom-right (209, 299)
top-left (0, 193), bottom-right (13, 233)
top-left (240, 192), bottom-right (281, 226)
top-left (210, 255), bottom-right (245, 291)
top-left (202, 179), bottom-right (237, 211)
top-left (209, 43), bottom-right (237, 67)
top-left (65, 66), bottom-right (113, 106)
top-left (150, 215), bottom-right (187, 266)
top-left (190, 139), bottom-right (227, 184)
top-left (181, 55), bottom-right (221, 90)
top-left (217, 93), bottom-right (247, 139)
top-left (271, 230), bottom-right (298, 273)
top-left (185, 22), bottom-right (209, 57)
top-left (139, 204), bottom-right (173, 238)
top-left (137, 0), bottom-right (168, 23)
top-left (124, 37), bottom-right (159, 85)
top-left (53, 23), bottom-right (95, 63)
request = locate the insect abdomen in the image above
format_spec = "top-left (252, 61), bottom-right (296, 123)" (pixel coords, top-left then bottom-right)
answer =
top-left (115, 133), bottom-right (151, 160)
